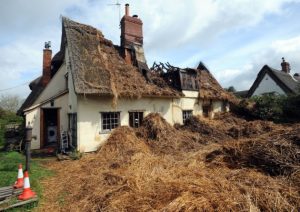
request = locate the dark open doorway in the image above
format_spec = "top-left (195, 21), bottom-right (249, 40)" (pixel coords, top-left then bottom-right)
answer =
top-left (41, 108), bottom-right (60, 148)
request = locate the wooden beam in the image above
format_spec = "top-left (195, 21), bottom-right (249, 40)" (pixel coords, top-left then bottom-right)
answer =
top-left (0, 197), bottom-right (38, 211)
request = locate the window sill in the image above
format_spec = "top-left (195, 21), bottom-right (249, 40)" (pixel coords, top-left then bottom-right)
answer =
top-left (99, 130), bottom-right (112, 134)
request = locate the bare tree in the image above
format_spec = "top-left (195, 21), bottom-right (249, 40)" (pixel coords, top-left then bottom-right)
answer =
top-left (0, 95), bottom-right (22, 112)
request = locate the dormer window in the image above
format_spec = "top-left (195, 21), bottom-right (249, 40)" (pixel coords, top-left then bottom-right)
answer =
top-left (180, 71), bottom-right (199, 90)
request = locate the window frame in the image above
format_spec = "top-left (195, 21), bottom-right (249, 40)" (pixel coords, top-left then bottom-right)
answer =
top-left (129, 111), bottom-right (144, 128)
top-left (182, 110), bottom-right (193, 123)
top-left (180, 71), bottom-right (199, 91)
top-left (68, 113), bottom-right (77, 147)
top-left (100, 112), bottom-right (121, 133)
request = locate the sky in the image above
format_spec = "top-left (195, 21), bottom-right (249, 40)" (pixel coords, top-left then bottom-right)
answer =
top-left (1, 0), bottom-right (300, 98)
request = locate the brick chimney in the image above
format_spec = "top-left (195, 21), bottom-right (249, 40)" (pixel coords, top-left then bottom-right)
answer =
top-left (281, 57), bottom-right (290, 74)
top-left (42, 41), bottom-right (52, 86)
top-left (120, 4), bottom-right (143, 64)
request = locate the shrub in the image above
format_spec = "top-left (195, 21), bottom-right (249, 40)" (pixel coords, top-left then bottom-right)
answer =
top-left (251, 94), bottom-right (286, 122)
top-left (282, 94), bottom-right (300, 121)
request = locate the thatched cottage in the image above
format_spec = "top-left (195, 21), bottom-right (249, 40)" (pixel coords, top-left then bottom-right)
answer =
top-left (19, 4), bottom-right (234, 152)
top-left (247, 58), bottom-right (300, 97)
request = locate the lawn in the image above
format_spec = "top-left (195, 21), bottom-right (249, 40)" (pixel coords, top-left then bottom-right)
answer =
top-left (0, 151), bottom-right (53, 210)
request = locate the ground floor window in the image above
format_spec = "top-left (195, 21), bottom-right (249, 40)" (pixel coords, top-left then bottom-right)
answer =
top-left (221, 101), bottom-right (228, 112)
top-left (101, 112), bottom-right (120, 131)
top-left (202, 105), bottom-right (211, 117)
top-left (68, 113), bottom-right (77, 148)
top-left (129, 112), bottom-right (143, 128)
top-left (182, 110), bottom-right (193, 123)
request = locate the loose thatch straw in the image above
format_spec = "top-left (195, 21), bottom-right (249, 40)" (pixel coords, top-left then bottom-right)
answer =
top-left (38, 113), bottom-right (300, 211)
top-left (62, 17), bottom-right (181, 105)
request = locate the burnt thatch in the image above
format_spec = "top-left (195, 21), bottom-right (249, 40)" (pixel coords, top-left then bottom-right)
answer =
top-left (62, 17), bottom-right (180, 99)
top-left (150, 62), bottom-right (237, 103)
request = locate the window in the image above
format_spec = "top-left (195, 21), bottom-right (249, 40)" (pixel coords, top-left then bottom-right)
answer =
top-left (68, 113), bottom-right (77, 147)
top-left (221, 102), bottom-right (228, 112)
top-left (101, 112), bottom-right (120, 131)
top-left (180, 72), bottom-right (199, 90)
top-left (129, 112), bottom-right (143, 128)
top-left (182, 110), bottom-right (193, 123)
top-left (202, 105), bottom-right (210, 117)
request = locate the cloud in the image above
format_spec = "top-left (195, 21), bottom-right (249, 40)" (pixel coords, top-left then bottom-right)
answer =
top-left (215, 36), bottom-right (300, 91)
top-left (0, 0), bottom-right (300, 97)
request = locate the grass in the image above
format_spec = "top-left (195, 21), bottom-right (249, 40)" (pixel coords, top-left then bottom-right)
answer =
top-left (0, 151), bottom-right (53, 211)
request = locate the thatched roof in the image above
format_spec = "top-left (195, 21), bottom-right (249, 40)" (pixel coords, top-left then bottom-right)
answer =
top-left (150, 62), bottom-right (237, 103)
top-left (198, 68), bottom-right (237, 103)
top-left (247, 65), bottom-right (300, 97)
top-left (17, 77), bottom-right (44, 115)
top-left (62, 17), bottom-right (180, 99)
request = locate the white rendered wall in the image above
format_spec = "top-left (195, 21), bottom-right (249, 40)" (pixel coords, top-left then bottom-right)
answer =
top-left (25, 109), bottom-right (40, 149)
top-left (172, 91), bottom-right (202, 124)
top-left (34, 63), bottom-right (67, 104)
top-left (24, 94), bottom-right (69, 150)
top-left (252, 73), bottom-right (286, 96)
top-left (77, 96), bottom-right (174, 152)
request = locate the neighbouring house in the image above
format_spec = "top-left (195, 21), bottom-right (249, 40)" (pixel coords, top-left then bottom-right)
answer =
top-left (18, 4), bottom-right (234, 152)
top-left (247, 58), bottom-right (300, 97)
top-left (234, 90), bottom-right (248, 98)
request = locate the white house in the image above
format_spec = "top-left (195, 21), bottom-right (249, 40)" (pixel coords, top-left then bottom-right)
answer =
top-left (247, 58), bottom-right (300, 97)
top-left (18, 5), bottom-right (233, 152)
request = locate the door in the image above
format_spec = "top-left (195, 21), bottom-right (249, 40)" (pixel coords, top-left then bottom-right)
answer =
top-left (41, 108), bottom-right (60, 148)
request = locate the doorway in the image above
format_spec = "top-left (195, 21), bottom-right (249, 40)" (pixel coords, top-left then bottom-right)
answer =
top-left (41, 108), bottom-right (60, 148)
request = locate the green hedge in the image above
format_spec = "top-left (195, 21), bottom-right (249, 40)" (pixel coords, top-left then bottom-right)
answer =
top-left (233, 93), bottom-right (300, 123)
top-left (0, 110), bottom-right (23, 148)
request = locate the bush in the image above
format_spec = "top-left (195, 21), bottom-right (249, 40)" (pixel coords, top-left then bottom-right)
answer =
top-left (0, 110), bottom-right (23, 149)
top-left (251, 94), bottom-right (286, 122)
top-left (282, 94), bottom-right (300, 121)
top-left (232, 94), bottom-right (300, 123)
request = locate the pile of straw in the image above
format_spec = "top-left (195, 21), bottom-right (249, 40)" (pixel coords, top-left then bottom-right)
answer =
top-left (39, 113), bottom-right (300, 211)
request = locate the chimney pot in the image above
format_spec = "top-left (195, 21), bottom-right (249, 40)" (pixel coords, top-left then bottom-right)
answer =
top-left (133, 15), bottom-right (138, 18)
top-left (125, 4), bottom-right (129, 16)
top-left (281, 57), bottom-right (291, 74)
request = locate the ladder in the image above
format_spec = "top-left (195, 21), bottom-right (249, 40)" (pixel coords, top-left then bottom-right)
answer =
top-left (60, 131), bottom-right (68, 153)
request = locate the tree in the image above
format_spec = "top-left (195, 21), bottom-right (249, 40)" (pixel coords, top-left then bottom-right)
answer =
top-left (0, 95), bottom-right (22, 113)
top-left (226, 86), bottom-right (236, 93)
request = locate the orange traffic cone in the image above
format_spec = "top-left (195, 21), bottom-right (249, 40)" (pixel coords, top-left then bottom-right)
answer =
top-left (14, 164), bottom-right (24, 189)
top-left (18, 171), bottom-right (36, 200)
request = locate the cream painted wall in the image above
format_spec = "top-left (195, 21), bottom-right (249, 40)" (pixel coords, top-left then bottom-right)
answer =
top-left (77, 96), bottom-right (174, 152)
top-left (34, 63), bottom-right (67, 104)
top-left (182, 90), bottom-right (199, 98)
top-left (25, 109), bottom-right (40, 149)
top-left (210, 101), bottom-right (224, 119)
top-left (24, 94), bottom-right (69, 150)
top-left (172, 97), bottom-right (202, 124)
top-left (252, 73), bottom-right (286, 96)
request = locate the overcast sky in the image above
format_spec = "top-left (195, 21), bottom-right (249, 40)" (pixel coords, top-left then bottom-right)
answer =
top-left (1, 0), bottom-right (300, 98)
